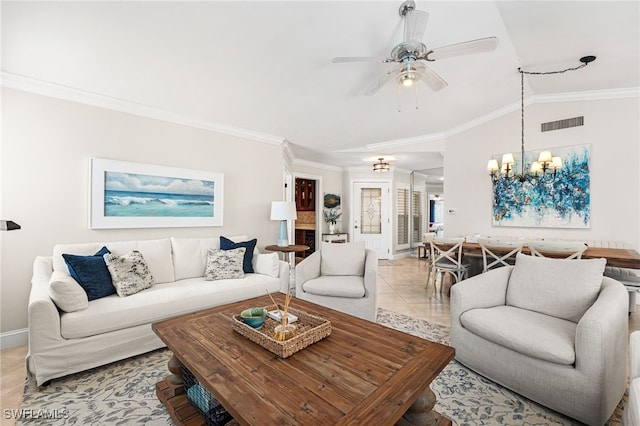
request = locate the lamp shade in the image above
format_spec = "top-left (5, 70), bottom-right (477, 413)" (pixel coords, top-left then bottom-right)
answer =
top-left (538, 151), bottom-right (553, 163)
top-left (551, 156), bottom-right (563, 169)
top-left (487, 159), bottom-right (499, 172)
top-left (501, 153), bottom-right (515, 165)
top-left (270, 201), bottom-right (297, 221)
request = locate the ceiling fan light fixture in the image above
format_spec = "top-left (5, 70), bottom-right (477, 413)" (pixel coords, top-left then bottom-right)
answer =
top-left (400, 74), bottom-right (415, 86)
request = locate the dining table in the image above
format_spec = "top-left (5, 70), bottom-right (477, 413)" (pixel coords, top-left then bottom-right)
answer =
top-left (459, 242), bottom-right (640, 270)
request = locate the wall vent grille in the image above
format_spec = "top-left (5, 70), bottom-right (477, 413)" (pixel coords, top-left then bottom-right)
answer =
top-left (541, 116), bottom-right (584, 132)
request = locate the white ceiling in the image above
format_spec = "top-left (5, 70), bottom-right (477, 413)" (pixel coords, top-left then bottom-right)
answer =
top-left (2, 1), bottom-right (638, 178)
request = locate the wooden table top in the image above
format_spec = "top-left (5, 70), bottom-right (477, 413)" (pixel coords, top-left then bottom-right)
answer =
top-left (152, 295), bottom-right (455, 425)
top-left (265, 244), bottom-right (310, 253)
top-left (457, 242), bottom-right (640, 269)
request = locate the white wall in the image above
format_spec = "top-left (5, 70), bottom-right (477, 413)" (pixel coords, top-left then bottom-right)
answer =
top-left (0, 88), bottom-right (283, 334)
top-left (444, 97), bottom-right (640, 249)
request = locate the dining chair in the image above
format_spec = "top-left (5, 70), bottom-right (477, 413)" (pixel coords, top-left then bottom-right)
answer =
top-left (478, 238), bottom-right (524, 273)
top-left (422, 232), bottom-right (436, 281)
top-left (527, 240), bottom-right (587, 259)
top-left (427, 237), bottom-right (470, 292)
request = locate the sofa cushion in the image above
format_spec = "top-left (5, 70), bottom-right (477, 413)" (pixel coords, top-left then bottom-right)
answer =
top-left (220, 236), bottom-right (257, 273)
top-left (49, 270), bottom-right (89, 312)
top-left (460, 305), bottom-right (577, 365)
top-left (53, 238), bottom-right (174, 284)
top-left (254, 253), bottom-right (279, 278)
top-left (506, 253), bottom-right (606, 322)
top-left (60, 274), bottom-right (282, 339)
top-left (171, 235), bottom-right (250, 280)
top-left (302, 275), bottom-right (366, 298)
top-left (320, 241), bottom-right (366, 276)
top-left (104, 250), bottom-right (154, 297)
top-left (62, 246), bottom-right (115, 301)
top-left (205, 248), bottom-right (246, 280)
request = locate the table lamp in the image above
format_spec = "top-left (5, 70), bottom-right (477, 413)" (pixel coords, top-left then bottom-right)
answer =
top-left (270, 201), bottom-right (297, 247)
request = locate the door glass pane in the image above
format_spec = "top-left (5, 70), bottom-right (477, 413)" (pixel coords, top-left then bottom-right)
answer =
top-left (361, 188), bottom-right (382, 235)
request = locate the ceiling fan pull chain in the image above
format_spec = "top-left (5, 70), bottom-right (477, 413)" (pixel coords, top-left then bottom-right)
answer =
top-left (415, 80), bottom-right (419, 110)
top-left (397, 84), bottom-right (402, 112)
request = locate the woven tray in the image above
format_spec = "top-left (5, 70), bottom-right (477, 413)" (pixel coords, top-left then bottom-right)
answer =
top-left (231, 306), bottom-right (331, 358)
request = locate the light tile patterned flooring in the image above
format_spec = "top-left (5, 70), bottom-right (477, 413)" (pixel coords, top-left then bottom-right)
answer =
top-left (1, 255), bottom-right (638, 425)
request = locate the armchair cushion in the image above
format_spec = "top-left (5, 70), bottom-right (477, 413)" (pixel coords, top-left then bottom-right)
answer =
top-left (461, 305), bottom-right (577, 364)
top-left (506, 253), bottom-right (606, 322)
top-left (320, 241), bottom-right (365, 276)
top-left (302, 276), bottom-right (366, 298)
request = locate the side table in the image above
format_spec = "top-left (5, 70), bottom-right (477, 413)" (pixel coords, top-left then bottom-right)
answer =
top-left (265, 244), bottom-right (310, 294)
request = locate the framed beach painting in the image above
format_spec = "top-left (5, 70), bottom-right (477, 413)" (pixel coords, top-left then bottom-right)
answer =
top-left (90, 158), bottom-right (223, 229)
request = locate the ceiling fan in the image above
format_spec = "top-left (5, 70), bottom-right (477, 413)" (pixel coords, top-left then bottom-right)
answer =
top-left (332, 0), bottom-right (499, 96)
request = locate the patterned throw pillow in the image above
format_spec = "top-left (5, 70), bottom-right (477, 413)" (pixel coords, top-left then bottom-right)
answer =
top-left (205, 247), bottom-right (246, 280)
top-left (104, 250), bottom-right (154, 297)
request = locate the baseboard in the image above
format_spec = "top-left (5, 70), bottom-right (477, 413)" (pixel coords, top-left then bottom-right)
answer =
top-left (1, 328), bottom-right (28, 349)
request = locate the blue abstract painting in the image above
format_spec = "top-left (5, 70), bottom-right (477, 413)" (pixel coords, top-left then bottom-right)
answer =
top-left (491, 144), bottom-right (590, 228)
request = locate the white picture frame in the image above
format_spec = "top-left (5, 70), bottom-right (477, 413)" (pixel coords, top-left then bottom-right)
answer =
top-left (90, 158), bottom-right (224, 229)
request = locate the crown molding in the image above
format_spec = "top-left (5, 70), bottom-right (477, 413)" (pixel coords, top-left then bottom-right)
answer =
top-left (532, 87), bottom-right (640, 103)
top-left (1, 72), bottom-right (285, 146)
top-left (292, 158), bottom-right (344, 172)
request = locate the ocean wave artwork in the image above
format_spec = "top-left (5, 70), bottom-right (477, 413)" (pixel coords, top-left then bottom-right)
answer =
top-left (491, 144), bottom-right (590, 228)
top-left (104, 171), bottom-right (215, 218)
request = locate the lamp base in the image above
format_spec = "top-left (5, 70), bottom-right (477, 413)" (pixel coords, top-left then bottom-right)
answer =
top-left (277, 220), bottom-right (289, 247)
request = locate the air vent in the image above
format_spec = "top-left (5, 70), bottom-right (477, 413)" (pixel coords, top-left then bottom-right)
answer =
top-left (541, 116), bottom-right (584, 132)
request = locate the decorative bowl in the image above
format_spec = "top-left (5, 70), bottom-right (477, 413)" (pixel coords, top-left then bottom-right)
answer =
top-left (240, 307), bottom-right (267, 329)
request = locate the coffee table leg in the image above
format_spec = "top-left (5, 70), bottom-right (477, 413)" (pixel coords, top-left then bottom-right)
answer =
top-left (397, 387), bottom-right (449, 426)
top-left (167, 354), bottom-right (185, 388)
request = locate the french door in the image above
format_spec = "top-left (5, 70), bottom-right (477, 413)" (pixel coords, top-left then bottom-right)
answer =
top-left (352, 182), bottom-right (391, 260)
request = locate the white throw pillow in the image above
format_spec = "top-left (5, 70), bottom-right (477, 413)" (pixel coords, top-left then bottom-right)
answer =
top-left (506, 253), bottom-right (606, 322)
top-left (205, 247), bottom-right (246, 281)
top-left (254, 253), bottom-right (280, 278)
top-left (49, 270), bottom-right (89, 312)
top-left (320, 241), bottom-right (366, 276)
top-left (104, 250), bottom-right (154, 297)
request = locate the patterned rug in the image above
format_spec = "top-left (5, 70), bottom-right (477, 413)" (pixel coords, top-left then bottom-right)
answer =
top-left (19, 309), bottom-right (626, 425)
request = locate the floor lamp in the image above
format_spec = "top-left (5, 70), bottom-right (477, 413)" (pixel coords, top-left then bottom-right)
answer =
top-left (0, 220), bottom-right (21, 231)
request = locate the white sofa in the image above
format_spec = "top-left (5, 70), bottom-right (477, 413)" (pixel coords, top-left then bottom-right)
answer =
top-left (28, 235), bottom-right (289, 386)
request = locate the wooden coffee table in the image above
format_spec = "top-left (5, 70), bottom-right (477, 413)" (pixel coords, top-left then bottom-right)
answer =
top-left (153, 295), bottom-right (454, 425)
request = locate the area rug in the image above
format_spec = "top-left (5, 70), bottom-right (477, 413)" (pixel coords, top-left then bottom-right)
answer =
top-left (19, 309), bottom-right (626, 425)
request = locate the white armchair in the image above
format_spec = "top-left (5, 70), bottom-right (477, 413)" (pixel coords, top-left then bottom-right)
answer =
top-left (295, 242), bottom-right (377, 321)
top-left (451, 253), bottom-right (628, 425)
top-left (626, 331), bottom-right (640, 426)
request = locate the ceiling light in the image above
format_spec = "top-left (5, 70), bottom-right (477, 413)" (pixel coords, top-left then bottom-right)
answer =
top-left (487, 56), bottom-right (595, 184)
top-left (373, 158), bottom-right (390, 172)
top-left (400, 74), bottom-right (415, 87)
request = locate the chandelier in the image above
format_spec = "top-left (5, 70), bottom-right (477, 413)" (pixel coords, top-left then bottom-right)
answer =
top-left (487, 56), bottom-right (595, 182)
top-left (373, 158), bottom-right (390, 172)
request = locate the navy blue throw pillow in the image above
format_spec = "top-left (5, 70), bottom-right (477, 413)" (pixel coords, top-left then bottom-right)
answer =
top-left (63, 246), bottom-right (116, 301)
top-left (219, 237), bottom-right (257, 273)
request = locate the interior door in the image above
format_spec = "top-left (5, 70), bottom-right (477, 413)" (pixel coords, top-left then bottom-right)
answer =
top-left (352, 182), bottom-right (390, 259)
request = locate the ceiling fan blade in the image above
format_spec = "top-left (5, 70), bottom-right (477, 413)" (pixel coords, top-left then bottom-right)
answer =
top-left (332, 56), bottom-right (385, 63)
top-left (417, 64), bottom-right (448, 91)
top-left (403, 10), bottom-right (429, 43)
top-left (363, 66), bottom-right (399, 96)
top-left (429, 36), bottom-right (499, 61)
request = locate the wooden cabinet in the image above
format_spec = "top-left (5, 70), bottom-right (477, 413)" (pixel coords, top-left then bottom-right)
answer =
top-left (295, 229), bottom-right (315, 259)
top-left (295, 178), bottom-right (315, 211)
